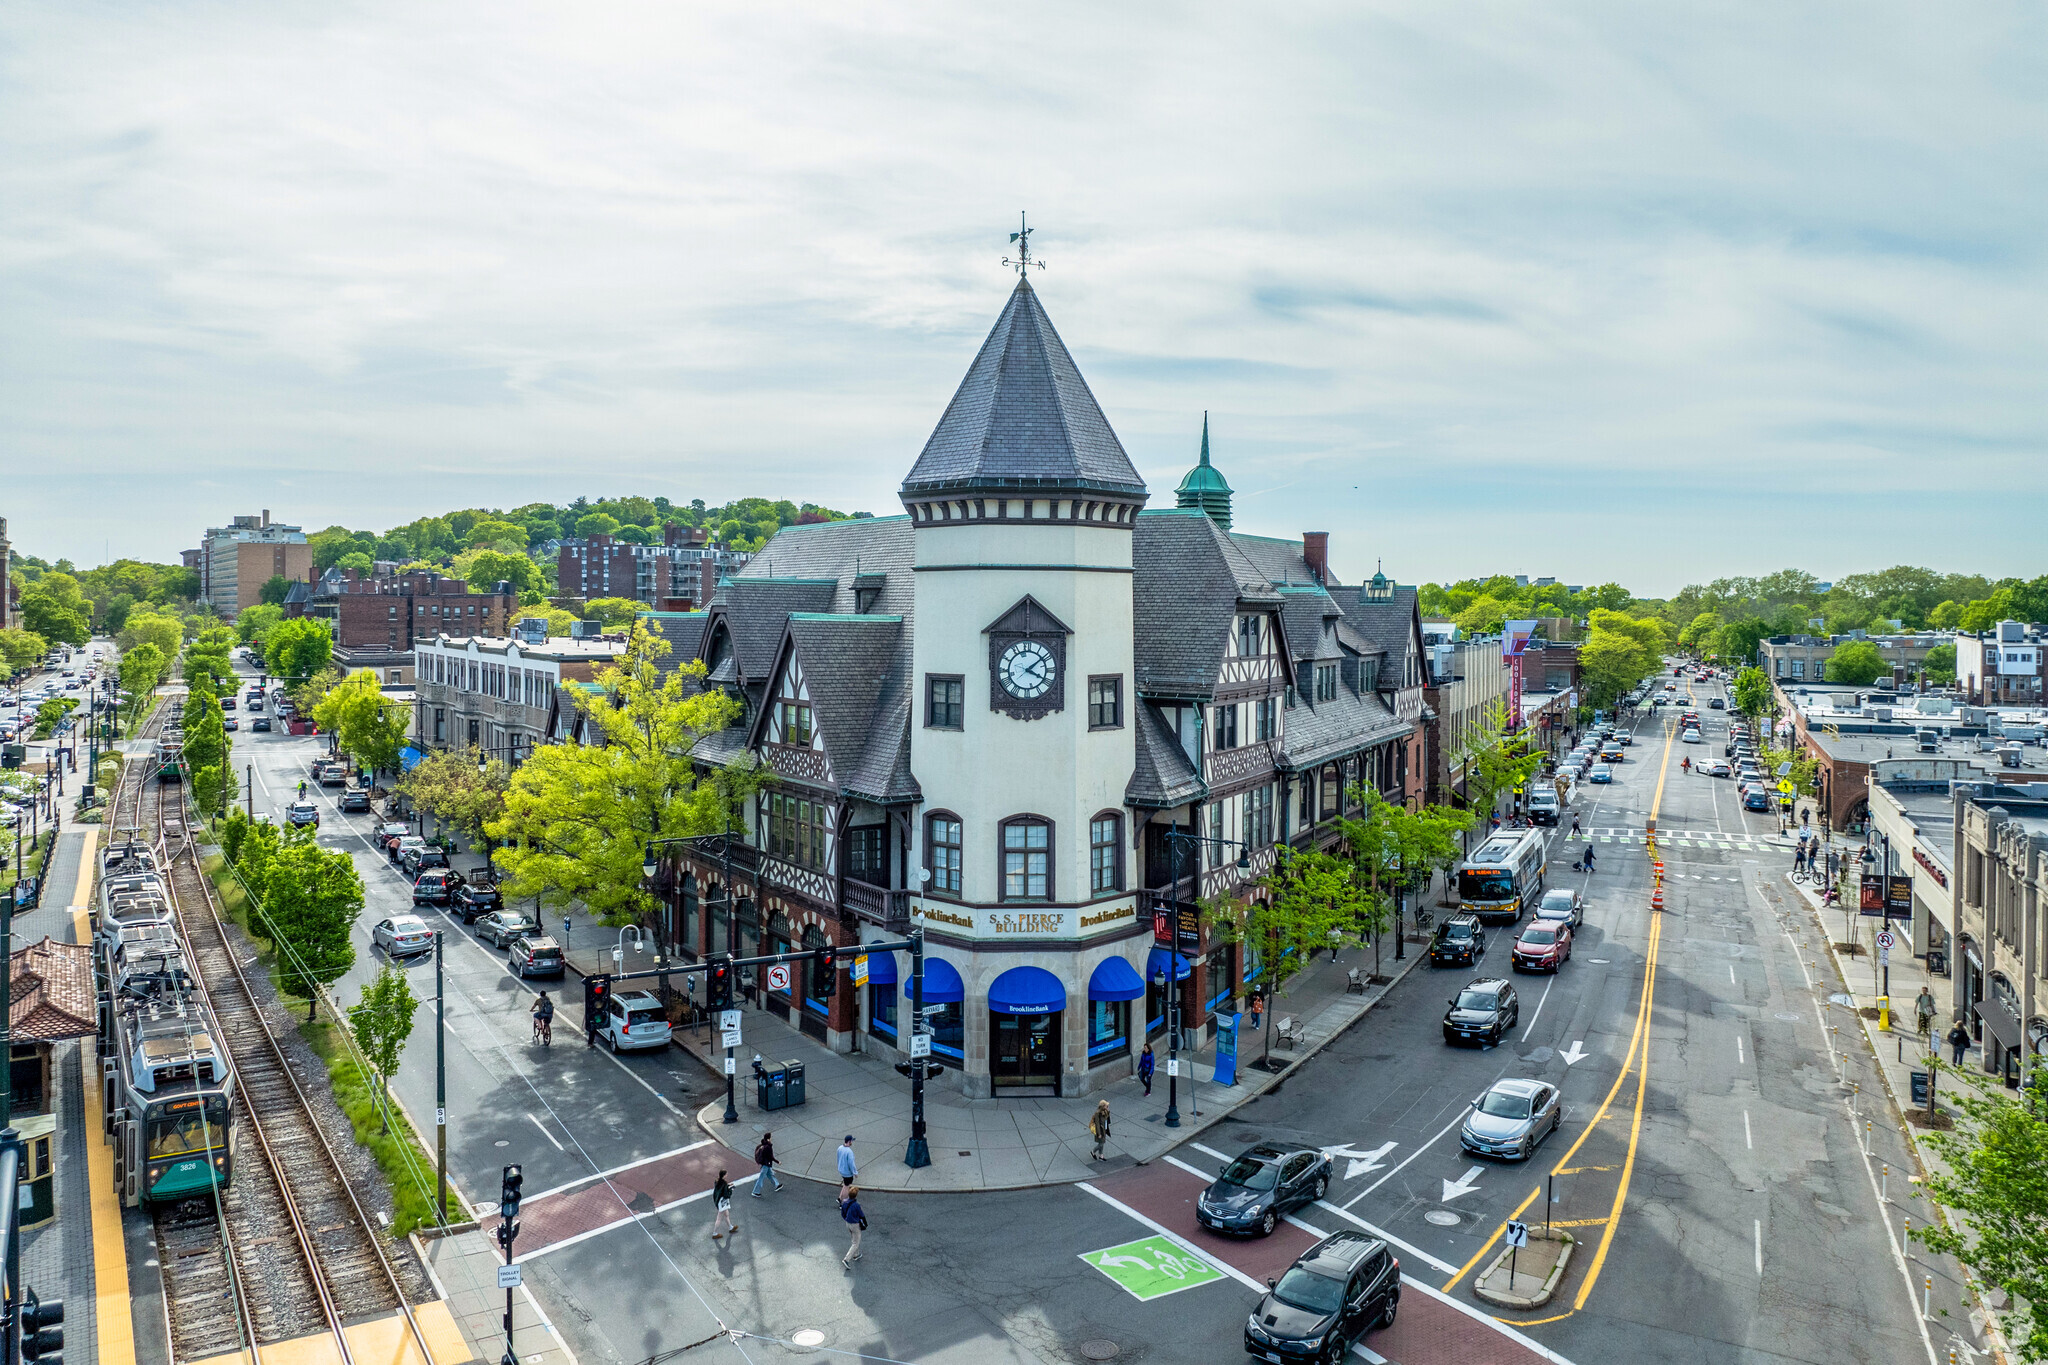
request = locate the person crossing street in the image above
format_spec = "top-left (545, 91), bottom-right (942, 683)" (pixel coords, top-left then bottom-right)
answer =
top-left (841, 1186), bottom-right (866, 1265)
top-left (752, 1132), bottom-right (781, 1196)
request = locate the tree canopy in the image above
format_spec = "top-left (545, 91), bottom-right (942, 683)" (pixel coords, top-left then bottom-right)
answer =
top-left (266, 618), bottom-right (333, 698)
top-left (1823, 639), bottom-right (1887, 686)
top-left (312, 669), bottom-right (415, 778)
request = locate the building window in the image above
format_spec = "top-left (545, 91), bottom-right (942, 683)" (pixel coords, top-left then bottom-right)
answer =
top-left (1297, 775), bottom-right (1311, 825)
top-left (1320, 766), bottom-right (1339, 817)
top-left (1088, 676), bottom-right (1123, 729)
top-left (1090, 813), bottom-right (1123, 893)
top-left (1212, 703), bottom-right (1239, 750)
top-left (767, 792), bottom-right (826, 869)
top-left (1246, 785), bottom-right (1275, 847)
top-left (1000, 818), bottom-right (1052, 900)
top-left (1088, 998), bottom-right (1129, 1064)
top-left (433, 708), bottom-right (446, 742)
top-left (1254, 696), bottom-right (1277, 742)
top-left (1790, 659), bottom-right (1805, 678)
top-left (925, 675), bottom-right (964, 730)
top-left (868, 982), bottom-right (898, 1040)
top-left (926, 814), bottom-right (963, 895)
top-left (1206, 800), bottom-right (1227, 867)
top-left (1238, 615), bottom-right (1260, 656)
top-left (779, 701), bottom-right (813, 746)
top-left (1315, 664), bottom-right (1338, 702)
top-left (1207, 941), bottom-right (1237, 1014)
top-left (926, 1000), bottom-right (964, 1065)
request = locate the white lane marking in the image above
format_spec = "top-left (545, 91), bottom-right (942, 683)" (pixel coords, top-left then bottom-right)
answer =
top-left (526, 1139), bottom-right (714, 1202)
top-left (1440, 1165), bottom-right (1484, 1202)
top-left (528, 1112), bottom-right (565, 1151)
top-left (1340, 1107), bottom-right (1471, 1210)
top-left (1312, 1199), bottom-right (1460, 1276)
top-left (1737, 1035), bottom-right (1745, 1065)
top-left (1075, 1182), bottom-right (1265, 1294)
top-left (1730, 964), bottom-right (1737, 986)
top-left (1189, 1141), bottom-right (1233, 1163)
top-left (1754, 1218), bottom-right (1763, 1275)
top-left (1744, 1110), bottom-right (1752, 1150)
top-left (1519, 973), bottom-right (1556, 1042)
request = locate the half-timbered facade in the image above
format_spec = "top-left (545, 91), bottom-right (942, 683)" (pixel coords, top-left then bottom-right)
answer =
top-left (649, 276), bottom-right (1426, 1096)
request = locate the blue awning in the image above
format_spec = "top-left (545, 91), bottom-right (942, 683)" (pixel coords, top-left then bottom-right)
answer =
top-left (862, 948), bottom-right (898, 986)
top-left (914, 956), bottom-right (965, 1004)
top-left (988, 965), bottom-right (1067, 1016)
top-left (1088, 955), bottom-right (1147, 1002)
top-left (400, 745), bottom-right (428, 772)
top-left (1147, 946), bottom-right (1193, 982)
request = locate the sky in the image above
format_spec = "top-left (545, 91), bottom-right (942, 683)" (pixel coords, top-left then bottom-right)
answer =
top-left (3, 2), bottom-right (2044, 596)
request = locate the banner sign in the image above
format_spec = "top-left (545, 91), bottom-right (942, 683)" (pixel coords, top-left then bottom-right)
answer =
top-left (1861, 874), bottom-right (1915, 919)
top-left (1887, 874), bottom-right (1914, 920)
top-left (1152, 903), bottom-right (1202, 952)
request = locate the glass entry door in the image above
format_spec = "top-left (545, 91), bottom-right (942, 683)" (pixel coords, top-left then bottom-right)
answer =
top-left (992, 1012), bottom-right (1062, 1093)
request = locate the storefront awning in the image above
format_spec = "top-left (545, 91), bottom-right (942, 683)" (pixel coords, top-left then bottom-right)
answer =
top-left (862, 948), bottom-right (898, 986)
top-left (1146, 946), bottom-right (1193, 983)
top-left (1976, 996), bottom-right (2022, 1052)
top-left (917, 956), bottom-right (965, 1004)
top-left (1087, 955), bottom-right (1147, 1002)
top-left (988, 966), bottom-right (1067, 1016)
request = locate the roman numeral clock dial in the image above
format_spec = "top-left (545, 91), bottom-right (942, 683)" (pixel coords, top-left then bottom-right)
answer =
top-left (999, 640), bottom-right (1055, 699)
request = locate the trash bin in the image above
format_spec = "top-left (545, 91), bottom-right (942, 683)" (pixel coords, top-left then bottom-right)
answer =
top-left (756, 1064), bottom-right (789, 1112)
top-left (783, 1060), bottom-right (805, 1108)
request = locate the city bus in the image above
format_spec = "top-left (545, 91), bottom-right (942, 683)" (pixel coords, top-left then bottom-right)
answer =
top-left (1456, 829), bottom-right (1548, 923)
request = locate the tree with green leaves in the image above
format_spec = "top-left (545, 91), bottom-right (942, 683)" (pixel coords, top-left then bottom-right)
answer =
top-left (1209, 848), bottom-right (1364, 1064)
top-left (487, 621), bottom-right (752, 926)
top-left (20, 573), bottom-right (89, 645)
top-left (1823, 639), bottom-right (1887, 686)
top-left (260, 833), bottom-right (364, 1020)
top-left (400, 748), bottom-right (510, 845)
top-left (265, 618), bottom-right (333, 704)
top-left (1922, 642), bottom-right (1957, 682)
top-left (1916, 1073), bottom-right (2048, 1361)
top-left (118, 610), bottom-right (184, 663)
top-left (582, 597), bottom-right (644, 629)
top-left (29, 698), bottom-right (76, 740)
top-left (312, 669), bottom-right (414, 782)
top-left (235, 602), bottom-right (284, 648)
top-left (1733, 666), bottom-right (1774, 720)
top-left (181, 684), bottom-right (237, 815)
top-left (257, 575), bottom-right (294, 607)
top-left (119, 644), bottom-right (166, 728)
top-left (0, 629), bottom-right (48, 673)
top-left (1453, 700), bottom-right (1546, 823)
top-left (349, 963), bottom-right (420, 1133)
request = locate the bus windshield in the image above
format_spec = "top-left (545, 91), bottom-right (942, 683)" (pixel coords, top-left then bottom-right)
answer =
top-left (147, 1095), bottom-right (231, 1159)
top-left (1459, 870), bottom-right (1515, 901)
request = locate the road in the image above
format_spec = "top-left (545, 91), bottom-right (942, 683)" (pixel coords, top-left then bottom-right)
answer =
top-left (223, 663), bottom-right (1951, 1365)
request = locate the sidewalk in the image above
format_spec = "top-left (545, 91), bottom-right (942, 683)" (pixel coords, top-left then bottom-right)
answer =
top-left (416, 1225), bottom-right (578, 1365)
top-left (562, 932), bottom-right (1428, 1192)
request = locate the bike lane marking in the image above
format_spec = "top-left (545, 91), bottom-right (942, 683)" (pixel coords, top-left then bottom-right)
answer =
top-left (1080, 1235), bottom-right (1227, 1301)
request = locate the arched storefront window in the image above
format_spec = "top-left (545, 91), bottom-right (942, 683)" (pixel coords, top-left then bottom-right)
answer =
top-left (679, 873), bottom-right (699, 959)
top-left (802, 926), bottom-right (829, 1015)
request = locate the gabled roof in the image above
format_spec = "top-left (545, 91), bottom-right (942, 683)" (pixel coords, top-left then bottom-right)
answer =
top-left (10, 937), bottom-right (94, 1041)
top-left (1344, 584), bottom-right (1421, 666)
top-left (750, 614), bottom-right (921, 804)
top-left (1280, 682), bottom-right (1410, 771)
top-left (900, 279), bottom-right (1147, 498)
top-left (705, 580), bottom-right (837, 685)
top-left (1127, 704), bottom-right (1204, 808)
top-left (1277, 584), bottom-right (1345, 666)
top-left (1133, 509), bottom-right (1284, 699)
top-left (1227, 531), bottom-right (1344, 593)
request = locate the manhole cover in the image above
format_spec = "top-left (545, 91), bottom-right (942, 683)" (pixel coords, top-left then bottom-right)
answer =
top-left (1424, 1210), bottom-right (1461, 1227)
top-left (791, 1329), bottom-right (825, 1348)
top-left (1775, 1012), bottom-right (1800, 1021)
top-left (1079, 1341), bottom-right (1121, 1361)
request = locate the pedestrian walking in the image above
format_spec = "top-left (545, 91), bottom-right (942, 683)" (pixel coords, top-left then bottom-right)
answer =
top-left (1914, 988), bottom-right (1936, 1039)
top-left (1137, 1043), bottom-right (1155, 1096)
top-left (1088, 1100), bottom-right (1112, 1160)
top-left (710, 1170), bottom-right (737, 1241)
top-left (841, 1186), bottom-right (866, 1265)
top-left (837, 1135), bottom-right (858, 1188)
top-left (752, 1132), bottom-right (781, 1196)
top-left (1247, 989), bottom-right (1263, 1030)
top-left (1948, 1021), bottom-right (1971, 1067)
top-left (1327, 927), bottom-right (1342, 962)
top-left (1571, 814), bottom-right (1582, 837)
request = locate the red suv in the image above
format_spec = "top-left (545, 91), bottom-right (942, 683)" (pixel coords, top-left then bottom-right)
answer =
top-left (1512, 921), bottom-right (1572, 973)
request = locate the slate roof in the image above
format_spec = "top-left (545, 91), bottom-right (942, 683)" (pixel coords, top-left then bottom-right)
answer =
top-left (1344, 585), bottom-right (1420, 664)
top-left (1127, 703), bottom-right (1204, 808)
top-left (900, 279), bottom-right (1147, 498)
top-left (1132, 510), bottom-right (1283, 699)
top-left (758, 614), bottom-right (921, 803)
top-left (1281, 679), bottom-right (1410, 770)
top-left (1276, 584), bottom-right (1345, 666)
top-left (10, 937), bottom-right (95, 1041)
top-left (1227, 532), bottom-right (1343, 592)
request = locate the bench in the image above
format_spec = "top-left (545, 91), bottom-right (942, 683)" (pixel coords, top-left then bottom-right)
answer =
top-left (1346, 968), bottom-right (1366, 995)
top-left (1275, 1017), bottom-right (1297, 1049)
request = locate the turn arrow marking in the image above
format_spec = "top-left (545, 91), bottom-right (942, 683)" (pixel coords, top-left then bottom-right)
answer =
top-left (1560, 1041), bottom-right (1589, 1066)
top-left (1441, 1166), bottom-right (1484, 1202)
top-left (1321, 1142), bottom-right (1398, 1180)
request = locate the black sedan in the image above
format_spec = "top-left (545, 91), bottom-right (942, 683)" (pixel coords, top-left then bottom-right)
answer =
top-left (1443, 978), bottom-right (1519, 1046)
top-left (1197, 1142), bottom-right (1331, 1237)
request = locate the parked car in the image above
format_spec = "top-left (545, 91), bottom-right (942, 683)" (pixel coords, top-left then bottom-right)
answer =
top-left (319, 764), bottom-right (347, 787)
top-left (1706, 759), bottom-right (1733, 777)
top-left (250, 717), bottom-right (272, 732)
top-left (412, 868), bottom-right (463, 906)
top-left (1511, 920), bottom-right (1572, 973)
top-left (1197, 1142), bottom-right (1332, 1237)
top-left (403, 844), bottom-right (450, 875)
top-left (596, 989), bottom-right (672, 1052)
top-left (286, 800), bottom-right (319, 828)
top-left (376, 822), bottom-right (412, 851)
top-left (1743, 787), bottom-right (1771, 811)
top-left (454, 880), bottom-right (504, 922)
top-left (475, 909), bottom-right (543, 948)
top-left (393, 836), bottom-right (427, 865)
top-left (1242, 1232), bottom-right (1400, 1363)
top-left (508, 935), bottom-right (566, 978)
top-left (1443, 978), bottom-right (1518, 1046)
top-left (340, 788), bottom-right (371, 812)
top-left (223, 717), bottom-right (238, 731)
top-left (1460, 1078), bottom-right (1562, 1161)
top-left (1429, 914), bottom-right (1487, 967)
top-left (1534, 888), bottom-right (1583, 927)
top-left (372, 914), bottom-right (436, 957)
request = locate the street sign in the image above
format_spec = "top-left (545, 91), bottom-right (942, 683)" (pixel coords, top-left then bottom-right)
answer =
top-left (718, 1009), bottom-right (741, 1031)
top-left (908, 1032), bottom-right (932, 1059)
top-left (1777, 780), bottom-right (1794, 794)
top-left (436, 1107), bottom-right (447, 1126)
top-left (765, 963), bottom-right (792, 992)
top-left (721, 1029), bottom-right (742, 1049)
top-left (1080, 1236), bottom-right (1225, 1302)
top-left (723, 1056), bottom-right (737, 1075)
top-left (851, 954), bottom-right (869, 987)
top-left (1879, 946), bottom-right (1891, 966)
top-left (1876, 929), bottom-right (1896, 951)
top-left (498, 1263), bottom-right (523, 1289)
top-left (1505, 1221), bottom-right (1529, 1249)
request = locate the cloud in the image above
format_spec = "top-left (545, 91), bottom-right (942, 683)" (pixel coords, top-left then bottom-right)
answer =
top-left (1, 0), bottom-right (2043, 594)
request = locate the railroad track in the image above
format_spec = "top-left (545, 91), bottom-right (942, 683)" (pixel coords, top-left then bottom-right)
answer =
top-left (128, 743), bottom-right (432, 1363)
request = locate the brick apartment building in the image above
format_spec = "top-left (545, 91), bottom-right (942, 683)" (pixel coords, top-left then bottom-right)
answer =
top-left (301, 567), bottom-right (518, 683)
top-left (1957, 621), bottom-right (2045, 705)
top-left (190, 511), bottom-right (312, 620)
top-left (557, 524), bottom-right (749, 609)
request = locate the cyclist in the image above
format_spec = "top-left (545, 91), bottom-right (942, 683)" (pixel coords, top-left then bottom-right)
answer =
top-left (297, 779), bottom-right (307, 797)
top-left (532, 991), bottom-right (554, 1046)
top-left (1681, 756), bottom-right (1690, 774)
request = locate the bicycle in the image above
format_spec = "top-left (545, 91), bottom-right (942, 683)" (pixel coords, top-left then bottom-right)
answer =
top-left (532, 1013), bottom-right (553, 1047)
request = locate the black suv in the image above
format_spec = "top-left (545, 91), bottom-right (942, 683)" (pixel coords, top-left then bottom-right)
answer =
top-left (339, 788), bottom-right (371, 813)
top-left (1243, 1231), bottom-right (1399, 1363)
top-left (1430, 914), bottom-right (1487, 967)
top-left (454, 880), bottom-right (504, 923)
top-left (1443, 978), bottom-right (1519, 1046)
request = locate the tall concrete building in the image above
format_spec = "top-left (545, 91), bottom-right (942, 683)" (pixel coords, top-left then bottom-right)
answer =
top-left (195, 511), bottom-right (311, 620)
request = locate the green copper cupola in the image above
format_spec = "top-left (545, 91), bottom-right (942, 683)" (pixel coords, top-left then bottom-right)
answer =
top-left (1174, 412), bottom-right (1234, 529)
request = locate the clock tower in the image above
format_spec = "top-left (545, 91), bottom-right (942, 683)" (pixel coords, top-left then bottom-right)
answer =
top-left (900, 273), bottom-right (1147, 1091)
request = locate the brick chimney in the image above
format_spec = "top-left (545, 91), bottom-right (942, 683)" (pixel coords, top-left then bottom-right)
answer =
top-left (1302, 531), bottom-right (1329, 584)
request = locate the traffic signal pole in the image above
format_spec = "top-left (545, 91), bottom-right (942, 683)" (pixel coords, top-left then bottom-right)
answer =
top-left (498, 1164), bottom-right (522, 1365)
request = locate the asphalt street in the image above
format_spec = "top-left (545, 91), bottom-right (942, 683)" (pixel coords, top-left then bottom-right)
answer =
top-left (220, 661), bottom-right (1953, 1365)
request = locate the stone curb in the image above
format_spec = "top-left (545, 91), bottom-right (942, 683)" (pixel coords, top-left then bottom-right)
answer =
top-left (689, 948), bottom-right (1429, 1193)
top-left (1471, 1227), bottom-right (1575, 1310)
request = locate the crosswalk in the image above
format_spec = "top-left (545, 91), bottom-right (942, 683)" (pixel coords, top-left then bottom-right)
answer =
top-left (1564, 828), bottom-right (1781, 852)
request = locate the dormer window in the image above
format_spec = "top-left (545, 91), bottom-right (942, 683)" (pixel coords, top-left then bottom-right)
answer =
top-left (1237, 615), bottom-right (1260, 656)
top-left (1315, 664), bottom-right (1338, 702)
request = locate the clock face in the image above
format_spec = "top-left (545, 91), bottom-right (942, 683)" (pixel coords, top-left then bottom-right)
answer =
top-left (999, 640), bottom-right (1056, 699)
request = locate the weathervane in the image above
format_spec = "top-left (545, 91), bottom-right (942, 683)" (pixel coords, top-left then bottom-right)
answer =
top-left (1002, 212), bottom-right (1046, 279)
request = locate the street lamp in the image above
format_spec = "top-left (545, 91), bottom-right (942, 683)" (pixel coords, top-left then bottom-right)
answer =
top-left (1155, 824), bottom-right (1251, 1129)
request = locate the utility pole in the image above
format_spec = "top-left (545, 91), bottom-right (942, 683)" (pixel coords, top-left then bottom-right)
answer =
top-left (497, 1164), bottom-right (522, 1363)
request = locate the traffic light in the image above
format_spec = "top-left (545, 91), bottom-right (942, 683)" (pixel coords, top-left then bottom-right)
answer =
top-left (707, 955), bottom-right (731, 1010)
top-left (497, 1163), bottom-right (523, 1248)
top-left (21, 1288), bottom-right (64, 1361)
top-left (815, 946), bottom-right (836, 1000)
top-left (584, 973), bottom-right (610, 1022)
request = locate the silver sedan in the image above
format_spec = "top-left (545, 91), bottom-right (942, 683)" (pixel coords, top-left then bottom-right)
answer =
top-left (1460, 1078), bottom-right (1562, 1160)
